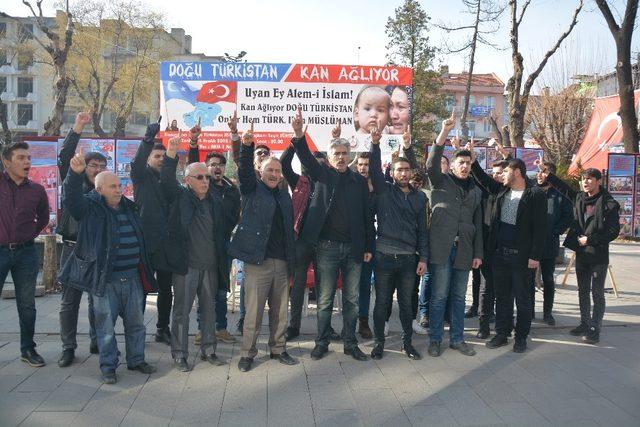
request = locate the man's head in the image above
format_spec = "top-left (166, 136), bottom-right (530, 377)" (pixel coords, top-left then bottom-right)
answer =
top-left (581, 168), bottom-right (602, 194)
top-left (260, 156), bottom-right (282, 189)
top-left (492, 160), bottom-right (508, 183)
top-left (205, 152), bottom-right (226, 183)
top-left (185, 162), bottom-right (210, 199)
top-left (170, 119), bottom-right (178, 128)
top-left (502, 158), bottom-right (527, 188)
top-left (95, 171), bottom-right (122, 208)
top-left (392, 157), bottom-right (412, 188)
top-left (328, 138), bottom-right (350, 173)
top-left (450, 149), bottom-right (472, 179)
top-left (146, 143), bottom-right (166, 174)
top-left (536, 161), bottom-right (556, 186)
top-left (253, 144), bottom-right (271, 171)
top-left (84, 152), bottom-right (108, 185)
top-left (356, 152), bottom-right (370, 178)
top-left (1, 142), bottom-right (31, 182)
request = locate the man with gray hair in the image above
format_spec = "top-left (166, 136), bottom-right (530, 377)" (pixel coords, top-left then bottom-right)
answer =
top-left (291, 109), bottom-right (374, 362)
top-left (157, 137), bottom-right (232, 372)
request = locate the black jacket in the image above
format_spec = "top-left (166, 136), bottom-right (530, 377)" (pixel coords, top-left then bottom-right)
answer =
top-left (131, 138), bottom-right (170, 259)
top-left (471, 161), bottom-right (548, 265)
top-left (369, 143), bottom-right (428, 261)
top-left (57, 130), bottom-right (94, 241)
top-left (228, 143), bottom-right (295, 275)
top-left (539, 186), bottom-right (573, 259)
top-left (292, 135), bottom-right (374, 260)
top-left (154, 154), bottom-right (233, 290)
top-left (547, 174), bottom-right (620, 264)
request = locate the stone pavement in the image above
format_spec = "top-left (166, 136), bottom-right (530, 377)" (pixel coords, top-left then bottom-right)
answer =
top-left (1, 243), bottom-right (639, 426)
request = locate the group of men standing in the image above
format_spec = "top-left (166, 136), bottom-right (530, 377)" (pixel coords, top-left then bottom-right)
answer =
top-left (0, 106), bottom-right (620, 382)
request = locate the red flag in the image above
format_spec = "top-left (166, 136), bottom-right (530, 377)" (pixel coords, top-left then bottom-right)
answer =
top-left (196, 81), bottom-right (237, 103)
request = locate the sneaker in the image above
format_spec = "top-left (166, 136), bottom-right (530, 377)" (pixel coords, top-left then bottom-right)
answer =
top-left (464, 306), bottom-right (478, 318)
top-left (58, 349), bottom-right (75, 368)
top-left (449, 341), bottom-right (476, 356)
top-left (216, 329), bottom-right (237, 344)
top-left (384, 321), bottom-right (389, 337)
top-left (427, 341), bottom-right (442, 357)
top-left (127, 362), bottom-right (157, 374)
top-left (194, 331), bottom-right (201, 346)
top-left (21, 349), bottom-right (45, 367)
top-left (513, 339), bottom-right (527, 353)
top-left (311, 345), bottom-right (328, 360)
top-left (582, 327), bottom-right (600, 344)
top-left (284, 326), bottom-right (300, 341)
top-left (412, 319), bottom-right (428, 335)
top-left (236, 317), bottom-right (244, 336)
top-left (419, 315), bottom-right (429, 329)
top-left (101, 370), bottom-right (117, 384)
top-left (486, 334), bottom-right (509, 349)
top-left (543, 314), bottom-right (556, 326)
top-left (358, 317), bottom-right (373, 339)
top-left (570, 323), bottom-right (588, 336)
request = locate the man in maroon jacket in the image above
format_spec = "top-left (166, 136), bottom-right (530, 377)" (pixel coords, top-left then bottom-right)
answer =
top-left (0, 142), bottom-right (50, 367)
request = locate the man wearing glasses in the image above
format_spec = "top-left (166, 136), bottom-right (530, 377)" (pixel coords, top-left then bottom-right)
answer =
top-left (56, 112), bottom-right (108, 368)
top-left (158, 137), bottom-right (231, 372)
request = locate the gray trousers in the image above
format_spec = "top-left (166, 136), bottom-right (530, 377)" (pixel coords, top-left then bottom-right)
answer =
top-left (241, 258), bottom-right (288, 358)
top-left (171, 268), bottom-right (218, 359)
top-left (575, 260), bottom-right (607, 330)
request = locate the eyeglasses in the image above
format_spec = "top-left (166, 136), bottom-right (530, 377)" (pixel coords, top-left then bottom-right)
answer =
top-left (188, 174), bottom-right (211, 181)
top-left (86, 163), bottom-right (108, 170)
top-left (255, 150), bottom-right (270, 157)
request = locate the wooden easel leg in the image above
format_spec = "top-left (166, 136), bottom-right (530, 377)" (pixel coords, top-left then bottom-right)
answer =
top-left (562, 252), bottom-right (576, 287)
top-left (608, 265), bottom-right (619, 298)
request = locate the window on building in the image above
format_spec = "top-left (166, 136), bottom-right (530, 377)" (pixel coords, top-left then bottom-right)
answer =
top-left (445, 95), bottom-right (456, 112)
top-left (0, 22), bottom-right (6, 38)
top-left (486, 96), bottom-right (495, 109)
top-left (0, 49), bottom-right (7, 66)
top-left (17, 104), bottom-right (33, 125)
top-left (0, 103), bottom-right (7, 122)
top-left (469, 95), bottom-right (475, 107)
top-left (18, 23), bottom-right (34, 41)
top-left (483, 119), bottom-right (492, 133)
top-left (17, 77), bottom-right (33, 97)
top-left (17, 51), bottom-right (34, 70)
top-left (131, 111), bottom-right (149, 126)
top-left (63, 108), bottom-right (77, 124)
top-left (0, 76), bottom-right (6, 94)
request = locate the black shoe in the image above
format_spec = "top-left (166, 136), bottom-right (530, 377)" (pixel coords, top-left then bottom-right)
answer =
top-left (513, 339), bottom-right (527, 353)
top-left (582, 327), bottom-right (600, 344)
top-left (21, 349), bottom-right (45, 367)
top-left (128, 361), bottom-right (157, 374)
top-left (155, 328), bottom-right (171, 345)
top-left (344, 346), bottom-right (368, 361)
top-left (402, 343), bottom-right (422, 360)
top-left (428, 341), bottom-right (442, 357)
top-left (237, 317), bottom-right (244, 336)
top-left (465, 306), bottom-right (478, 318)
top-left (101, 370), bottom-right (117, 384)
top-left (311, 345), bottom-right (328, 360)
top-left (238, 357), bottom-right (253, 372)
top-left (284, 327), bottom-right (299, 341)
top-left (58, 349), bottom-right (75, 368)
top-left (570, 323), bottom-right (588, 336)
top-left (358, 317), bottom-right (373, 339)
top-left (270, 352), bottom-right (298, 365)
top-left (370, 343), bottom-right (384, 359)
top-left (543, 314), bottom-right (556, 326)
top-left (476, 327), bottom-right (490, 339)
top-left (201, 353), bottom-right (226, 366)
top-left (173, 357), bottom-right (191, 372)
top-left (90, 343), bottom-right (99, 354)
top-left (486, 334), bottom-right (509, 349)
top-left (328, 327), bottom-right (341, 342)
top-left (450, 341), bottom-right (476, 356)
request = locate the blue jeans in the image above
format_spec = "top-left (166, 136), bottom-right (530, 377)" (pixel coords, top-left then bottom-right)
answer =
top-left (0, 245), bottom-right (38, 354)
top-left (93, 276), bottom-right (146, 374)
top-left (196, 288), bottom-right (228, 331)
top-left (428, 245), bottom-right (470, 344)
top-left (315, 240), bottom-right (362, 350)
top-left (418, 271), bottom-right (431, 318)
top-left (358, 252), bottom-right (375, 319)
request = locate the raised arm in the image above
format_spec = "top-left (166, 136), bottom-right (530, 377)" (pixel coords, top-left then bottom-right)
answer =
top-left (227, 111), bottom-right (241, 165)
top-left (187, 118), bottom-right (201, 165)
top-left (471, 159), bottom-right (502, 195)
top-left (546, 172), bottom-right (578, 203)
top-left (369, 128), bottom-right (388, 195)
top-left (131, 122), bottom-right (160, 185)
top-left (280, 143), bottom-right (299, 188)
top-left (159, 137), bottom-right (182, 202)
top-left (58, 112), bottom-right (91, 181)
top-left (426, 111), bottom-right (456, 187)
top-left (290, 108), bottom-right (326, 182)
top-left (62, 153), bottom-right (91, 220)
top-left (237, 121), bottom-right (258, 195)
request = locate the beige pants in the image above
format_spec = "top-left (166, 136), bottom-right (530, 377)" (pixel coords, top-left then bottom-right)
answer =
top-left (241, 258), bottom-right (289, 358)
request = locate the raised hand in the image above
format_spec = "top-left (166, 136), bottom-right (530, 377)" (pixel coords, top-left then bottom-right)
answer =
top-left (73, 112), bottom-right (91, 134)
top-left (450, 135), bottom-right (461, 150)
top-left (228, 111), bottom-right (238, 134)
top-left (443, 108), bottom-right (456, 132)
top-left (190, 117), bottom-right (201, 143)
top-left (495, 140), bottom-right (509, 159)
top-left (145, 122), bottom-right (161, 140)
top-left (291, 106), bottom-right (306, 139)
top-left (402, 124), bottom-right (411, 149)
top-left (70, 152), bottom-right (86, 174)
top-left (465, 138), bottom-right (477, 163)
top-left (242, 121), bottom-right (255, 146)
top-left (370, 125), bottom-right (382, 145)
top-left (166, 137), bottom-right (181, 158)
top-left (331, 120), bottom-right (341, 139)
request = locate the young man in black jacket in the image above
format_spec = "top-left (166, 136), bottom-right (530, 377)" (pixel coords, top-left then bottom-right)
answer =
top-left (544, 167), bottom-right (620, 344)
top-left (130, 122), bottom-right (172, 345)
top-left (471, 151), bottom-right (547, 353)
top-left (57, 112), bottom-right (107, 367)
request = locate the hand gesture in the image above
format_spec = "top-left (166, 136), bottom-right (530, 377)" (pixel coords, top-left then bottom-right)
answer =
top-left (391, 141), bottom-right (401, 163)
top-left (291, 107), bottom-right (307, 139)
top-left (190, 117), bottom-right (201, 142)
top-left (472, 258), bottom-right (482, 269)
top-left (331, 120), bottom-right (341, 139)
top-left (370, 125), bottom-right (382, 145)
top-left (495, 140), bottom-right (509, 160)
top-left (166, 137), bottom-right (180, 158)
top-left (70, 152), bottom-right (86, 174)
top-left (145, 122), bottom-right (161, 140)
top-left (228, 111), bottom-right (238, 134)
top-left (242, 121), bottom-right (255, 146)
top-left (450, 135), bottom-right (461, 150)
top-left (73, 112), bottom-right (91, 133)
top-left (402, 125), bottom-right (411, 149)
top-left (416, 261), bottom-right (427, 276)
top-left (465, 138), bottom-right (477, 163)
top-left (443, 109), bottom-right (456, 133)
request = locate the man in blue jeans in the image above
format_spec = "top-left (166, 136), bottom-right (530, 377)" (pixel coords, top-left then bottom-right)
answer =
top-left (425, 112), bottom-right (483, 357)
top-left (1, 142), bottom-right (50, 367)
top-left (291, 109), bottom-right (374, 362)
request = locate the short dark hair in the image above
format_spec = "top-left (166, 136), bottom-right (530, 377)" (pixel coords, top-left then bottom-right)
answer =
top-left (452, 149), bottom-right (472, 160)
top-left (356, 152), bottom-right (370, 160)
top-left (582, 168), bottom-right (602, 180)
top-left (152, 143), bottom-right (166, 152)
top-left (392, 156), bottom-right (411, 170)
top-left (542, 161), bottom-right (556, 174)
top-left (492, 160), bottom-right (508, 169)
top-left (205, 152), bottom-right (226, 165)
top-left (84, 152), bottom-right (107, 165)
top-left (506, 158), bottom-right (527, 179)
top-left (313, 151), bottom-right (327, 160)
top-left (255, 144), bottom-right (270, 153)
top-left (2, 142), bottom-right (29, 161)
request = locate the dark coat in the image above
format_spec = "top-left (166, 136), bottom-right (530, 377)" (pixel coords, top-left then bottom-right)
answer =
top-left (291, 136), bottom-right (374, 261)
top-left (547, 174), bottom-right (620, 265)
top-left (471, 161), bottom-right (548, 265)
top-left (153, 154), bottom-right (232, 290)
top-left (57, 170), bottom-right (157, 296)
top-left (228, 143), bottom-right (296, 275)
top-left (539, 186), bottom-right (573, 259)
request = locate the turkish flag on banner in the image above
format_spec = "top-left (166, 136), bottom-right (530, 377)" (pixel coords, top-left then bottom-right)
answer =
top-left (196, 81), bottom-right (237, 103)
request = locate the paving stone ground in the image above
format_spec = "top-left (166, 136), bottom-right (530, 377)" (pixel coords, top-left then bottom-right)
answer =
top-left (1, 243), bottom-right (639, 426)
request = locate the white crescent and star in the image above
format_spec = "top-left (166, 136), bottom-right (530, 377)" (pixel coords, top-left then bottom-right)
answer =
top-left (207, 84), bottom-right (230, 98)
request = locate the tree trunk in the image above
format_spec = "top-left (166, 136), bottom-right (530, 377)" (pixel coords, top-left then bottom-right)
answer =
top-left (41, 235), bottom-right (58, 293)
top-left (113, 116), bottom-right (126, 138)
top-left (461, 0), bottom-right (482, 142)
top-left (92, 112), bottom-right (108, 138)
top-left (615, 33), bottom-right (640, 153)
top-left (43, 67), bottom-right (69, 136)
top-left (0, 98), bottom-right (11, 145)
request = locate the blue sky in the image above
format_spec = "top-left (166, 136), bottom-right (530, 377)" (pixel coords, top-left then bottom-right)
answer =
top-left (4, 0), bottom-right (637, 90)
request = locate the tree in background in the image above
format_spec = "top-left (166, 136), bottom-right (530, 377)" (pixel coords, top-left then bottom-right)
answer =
top-left (385, 0), bottom-right (446, 150)
top-left (595, 0), bottom-right (639, 154)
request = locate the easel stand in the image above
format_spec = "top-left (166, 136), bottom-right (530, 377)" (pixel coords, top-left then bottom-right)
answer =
top-left (561, 252), bottom-right (620, 298)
